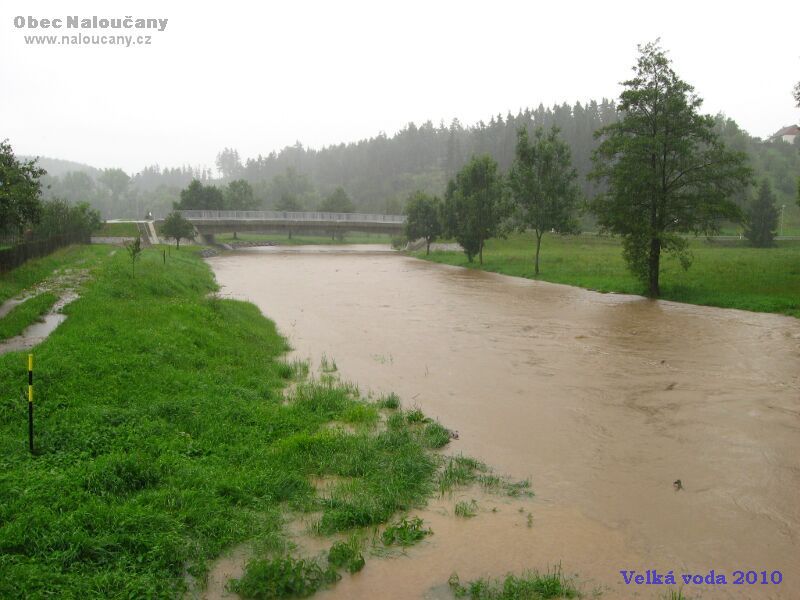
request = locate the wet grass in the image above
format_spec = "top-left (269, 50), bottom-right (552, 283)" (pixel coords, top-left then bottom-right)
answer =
top-left (97, 222), bottom-right (140, 237)
top-left (380, 516), bottom-right (432, 546)
top-left (454, 499), bottom-right (478, 518)
top-left (448, 568), bottom-right (580, 599)
top-left (0, 247), bottom-right (453, 597)
top-left (0, 292), bottom-right (59, 340)
top-left (0, 244), bottom-right (107, 304)
top-left (415, 234), bottom-right (800, 318)
top-left (327, 536), bottom-right (365, 573)
top-left (229, 556), bottom-right (340, 599)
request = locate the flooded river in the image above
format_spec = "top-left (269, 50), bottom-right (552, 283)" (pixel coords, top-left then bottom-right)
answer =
top-left (209, 245), bottom-right (800, 599)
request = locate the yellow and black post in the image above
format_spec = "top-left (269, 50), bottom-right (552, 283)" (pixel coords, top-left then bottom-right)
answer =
top-left (27, 354), bottom-right (33, 453)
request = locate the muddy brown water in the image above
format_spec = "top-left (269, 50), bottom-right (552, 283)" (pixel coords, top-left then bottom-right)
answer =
top-left (208, 245), bottom-right (800, 599)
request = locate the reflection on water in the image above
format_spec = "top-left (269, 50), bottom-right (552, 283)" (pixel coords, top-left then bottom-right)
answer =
top-left (209, 245), bottom-right (800, 599)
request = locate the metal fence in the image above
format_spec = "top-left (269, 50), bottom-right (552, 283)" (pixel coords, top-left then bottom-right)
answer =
top-left (0, 233), bottom-right (89, 274)
top-left (177, 210), bottom-right (406, 223)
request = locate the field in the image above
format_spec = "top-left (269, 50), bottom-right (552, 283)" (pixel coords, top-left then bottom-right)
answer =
top-left (415, 234), bottom-right (800, 318)
top-left (96, 222), bottom-right (140, 237)
top-left (0, 245), bottom-right (486, 598)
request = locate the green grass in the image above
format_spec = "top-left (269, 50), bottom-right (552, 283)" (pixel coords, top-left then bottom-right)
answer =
top-left (380, 516), bottom-right (432, 546)
top-left (229, 556), bottom-right (340, 599)
top-left (0, 247), bottom-right (458, 598)
top-left (415, 233), bottom-right (800, 318)
top-left (327, 536), bottom-right (365, 573)
top-left (216, 232), bottom-right (391, 245)
top-left (454, 499), bottom-right (478, 518)
top-left (0, 292), bottom-right (59, 340)
top-left (448, 569), bottom-right (580, 599)
top-left (0, 245), bottom-right (107, 304)
top-left (96, 222), bottom-right (140, 237)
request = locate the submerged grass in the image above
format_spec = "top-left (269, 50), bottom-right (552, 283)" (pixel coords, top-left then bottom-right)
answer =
top-left (0, 292), bottom-right (59, 340)
top-left (415, 234), bottom-right (800, 318)
top-left (448, 568), bottom-right (580, 599)
top-left (0, 246), bottom-right (453, 597)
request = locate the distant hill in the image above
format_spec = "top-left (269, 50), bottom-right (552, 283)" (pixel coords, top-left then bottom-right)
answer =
top-left (20, 155), bottom-right (100, 179)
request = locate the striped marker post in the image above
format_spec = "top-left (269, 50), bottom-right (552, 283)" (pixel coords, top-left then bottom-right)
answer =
top-left (28, 354), bottom-right (33, 453)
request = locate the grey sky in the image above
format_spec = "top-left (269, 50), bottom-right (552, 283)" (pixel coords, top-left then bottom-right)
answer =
top-left (2, 0), bottom-right (798, 174)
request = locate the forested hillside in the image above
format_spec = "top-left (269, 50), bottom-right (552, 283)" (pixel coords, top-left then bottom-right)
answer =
top-left (32, 100), bottom-right (800, 228)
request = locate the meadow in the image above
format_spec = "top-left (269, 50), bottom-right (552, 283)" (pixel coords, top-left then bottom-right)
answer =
top-left (416, 234), bottom-right (800, 318)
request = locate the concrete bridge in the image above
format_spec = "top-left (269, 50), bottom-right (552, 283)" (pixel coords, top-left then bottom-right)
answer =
top-left (172, 210), bottom-right (406, 243)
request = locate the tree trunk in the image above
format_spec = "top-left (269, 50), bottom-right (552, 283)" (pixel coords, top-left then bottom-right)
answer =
top-left (177, 239), bottom-right (180, 249)
top-left (534, 231), bottom-right (543, 275)
top-left (648, 237), bottom-right (661, 297)
top-left (479, 240), bottom-right (484, 265)
top-left (426, 239), bottom-right (430, 255)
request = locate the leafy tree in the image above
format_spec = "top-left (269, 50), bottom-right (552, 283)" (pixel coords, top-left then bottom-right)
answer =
top-left (590, 41), bottom-right (751, 296)
top-left (175, 179), bottom-right (225, 210)
top-left (224, 179), bottom-right (259, 210)
top-left (404, 191), bottom-right (441, 254)
top-left (509, 126), bottom-right (581, 274)
top-left (794, 80), bottom-right (800, 107)
top-left (320, 187), bottom-right (355, 213)
top-left (216, 148), bottom-right (242, 179)
top-left (744, 180), bottom-right (779, 247)
top-left (0, 139), bottom-right (44, 237)
top-left (34, 199), bottom-right (100, 240)
top-left (442, 155), bottom-right (504, 264)
top-left (126, 236), bottom-right (142, 277)
top-left (160, 211), bottom-right (195, 248)
top-left (98, 168), bottom-right (130, 205)
top-left (275, 193), bottom-right (302, 211)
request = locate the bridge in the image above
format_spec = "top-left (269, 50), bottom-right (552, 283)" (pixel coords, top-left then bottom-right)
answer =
top-left (172, 210), bottom-right (406, 243)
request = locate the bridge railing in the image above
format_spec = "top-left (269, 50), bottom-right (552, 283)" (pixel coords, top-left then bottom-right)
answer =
top-left (177, 210), bottom-right (406, 224)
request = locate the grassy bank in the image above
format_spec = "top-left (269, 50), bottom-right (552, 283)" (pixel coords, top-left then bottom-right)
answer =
top-left (96, 222), bottom-right (140, 237)
top-left (0, 246), bottom-right (477, 598)
top-left (0, 245), bottom-right (108, 305)
top-left (0, 292), bottom-right (59, 341)
top-left (414, 234), bottom-right (800, 318)
top-left (216, 232), bottom-right (392, 245)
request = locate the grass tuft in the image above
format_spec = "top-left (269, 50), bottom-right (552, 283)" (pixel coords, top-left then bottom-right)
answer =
top-left (448, 567), bottom-right (580, 599)
top-left (381, 516), bottom-right (432, 546)
top-left (229, 556), bottom-right (340, 599)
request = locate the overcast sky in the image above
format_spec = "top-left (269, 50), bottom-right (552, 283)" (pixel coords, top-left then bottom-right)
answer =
top-left (2, 0), bottom-right (798, 174)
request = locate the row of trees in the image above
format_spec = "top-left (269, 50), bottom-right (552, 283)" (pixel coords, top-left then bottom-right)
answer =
top-left (173, 178), bottom-right (356, 213)
top-left (35, 89), bottom-right (799, 223)
top-left (1, 140), bottom-right (100, 245)
top-left (407, 41), bottom-right (780, 297)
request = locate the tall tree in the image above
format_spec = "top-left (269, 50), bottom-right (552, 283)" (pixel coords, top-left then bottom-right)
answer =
top-left (744, 180), bottom-right (779, 247)
top-left (590, 41), bottom-right (751, 296)
top-left (442, 155), bottom-right (504, 264)
top-left (215, 148), bottom-right (242, 179)
top-left (160, 211), bottom-right (195, 248)
top-left (0, 139), bottom-right (44, 237)
top-left (509, 126), bottom-right (581, 274)
top-left (98, 168), bottom-right (131, 207)
top-left (404, 191), bottom-right (442, 255)
top-left (320, 187), bottom-right (355, 212)
top-left (175, 180), bottom-right (225, 210)
top-left (224, 179), bottom-right (259, 210)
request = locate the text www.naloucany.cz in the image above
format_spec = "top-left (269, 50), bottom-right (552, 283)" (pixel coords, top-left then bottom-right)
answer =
top-left (23, 34), bottom-right (151, 47)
